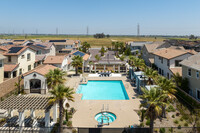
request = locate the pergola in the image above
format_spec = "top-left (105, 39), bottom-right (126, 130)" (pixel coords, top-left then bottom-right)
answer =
top-left (0, 95), bottom-right (57, 130)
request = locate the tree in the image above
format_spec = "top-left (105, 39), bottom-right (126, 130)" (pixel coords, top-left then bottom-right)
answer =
top-left (173, 72), bottom-right (190, 93)
top-left (49, 84), bottom-right (75, 133)
top-left (99, 46), bottom-right (105, 56)
top-left (155, 76), bottom-right (176, 118)
top-left (140, 87), bottom-right (165, 133)
top-left (144, 67), bottom-right (158, 85)
top-left (132, 57), bottom-right (145, 71)
top-left (95, 54), bottom-right (101, 62)
top-left (119, 55), bottom-right (125, 61)
top-left (119, 42), bottom-right (124, 54)
top-left (93, 33), bottom-right (105, 38)
top-left (106, 34), bottom-right (110, 38)
top-left (71, 55), bottom-right (83, 75)
top-left (124, 47), bottom-right (131, 56)
top-left (189, 34), bottom-right (197, 40)
top-left (45, 68), bottom-right (66, 89)
top-left (81, 42), bottom-right (91, 53)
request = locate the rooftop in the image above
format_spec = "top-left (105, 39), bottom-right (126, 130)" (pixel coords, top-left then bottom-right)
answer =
top-left (24, 64), bottom-right (58, 76)
top-left (43, 56), bottom-right (65, 64)
top-left (180, 53), bottom-right (200, 71)
top-left (3, 46), bottom-right (35, 56)
top-left (153, 48), bottom-right (193, 59)
top-left (4, 64), bottom-right (19, 72)
top-left (170, 67), bottom-right (182, 76)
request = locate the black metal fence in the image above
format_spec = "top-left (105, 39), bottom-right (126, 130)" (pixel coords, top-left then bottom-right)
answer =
top-left (0, 127), bottom-right (200, 133)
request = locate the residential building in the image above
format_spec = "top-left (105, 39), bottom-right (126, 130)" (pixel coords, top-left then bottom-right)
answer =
top-left (23, 64), bottom-right (58, 94)
top-left (25, 42), bottom-right (56, 66)
top-left (3, 46), bottom-right (36, 78)
top-left (126, 41), bottom-right (152, 55)
top-left (12, 40), bottom-right (28, 45)
top-left (142, 42), bottom-right (162, 66)
top-left (43, 55), bottom-right (68, 71)
top-left (69, 50), bottom-right (90, 72)
top-left (0, 54), bottom-right (6, 83)
top-left (45, 39), bottom-right (80, 54)
top-left (153, 48), bottom-right (195, 79)
top-left (180, 53), bottom-right (200, 101)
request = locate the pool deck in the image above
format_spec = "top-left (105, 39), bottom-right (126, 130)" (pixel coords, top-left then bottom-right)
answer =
top-left (66, 75), bottom-right (142, 128)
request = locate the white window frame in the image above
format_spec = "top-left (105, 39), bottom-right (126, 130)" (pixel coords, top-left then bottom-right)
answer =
top-left (196, 88), bottom-right (200, 101)
top-left (196, 71), bottom-right (199, 79)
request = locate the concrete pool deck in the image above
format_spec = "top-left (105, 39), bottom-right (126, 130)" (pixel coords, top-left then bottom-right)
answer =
top-left (66, 76), bottom-right (142, 128)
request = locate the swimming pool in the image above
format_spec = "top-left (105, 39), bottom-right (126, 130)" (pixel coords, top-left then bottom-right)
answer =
top-left (77, 80), bottom-right (129, 100)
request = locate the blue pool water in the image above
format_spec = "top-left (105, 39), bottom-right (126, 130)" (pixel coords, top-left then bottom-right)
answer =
top-left (77, 80), bottom-right (129, 100)
top-left (95, 112), bottom-right (116, 123)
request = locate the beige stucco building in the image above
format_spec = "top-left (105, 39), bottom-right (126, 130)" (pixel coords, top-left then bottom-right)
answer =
top-left (0, 54), bottom-right (6, 83)
top-left (180, 53), bottom-right (200, 101)
top-left (3, 46), bottom-right (36, 78)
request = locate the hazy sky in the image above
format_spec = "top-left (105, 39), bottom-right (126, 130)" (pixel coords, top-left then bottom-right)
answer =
top-left (0, 0), bottom-right (200, 35)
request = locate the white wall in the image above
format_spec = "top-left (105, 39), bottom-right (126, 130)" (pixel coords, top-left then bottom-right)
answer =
top-left (154, 53), bottom-right (192, 78)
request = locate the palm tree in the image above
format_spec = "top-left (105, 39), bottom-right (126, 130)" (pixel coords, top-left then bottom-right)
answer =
top-left (119, 55), bottom-right (125, 61)
top-left (49, 84), bottom-right (75, 133)
top-left (133, 58), bottom-right (145, 71)
top-left (155, 76), bottom-right (176, 117)
top-left (144, 67), bottom-right (158, 85)
top-left (99, 46), bottom-right (105, 56)
top-left (82, 42), bottom-right (91, 53)
top-left (45, 68), bottom-right (66, 89)
top-left (140, 87), bottom-right (166, 133)
top-left (71, 55), bottom-right (83, 75)
top-left (95, 54), bottom-right (101, 62)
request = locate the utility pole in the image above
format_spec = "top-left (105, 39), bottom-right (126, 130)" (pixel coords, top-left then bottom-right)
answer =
top-left (56, 27), bottom-right (58, 35)
top-left (137, 23), bottom-right (140, 36)
top-left (36, 29), bottom-right (38, 34)
top-left (86, 26), bottom-right (89, 36)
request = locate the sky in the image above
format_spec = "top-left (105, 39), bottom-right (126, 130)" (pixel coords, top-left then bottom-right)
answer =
top-left (0, 0), bottom-right (200, 35)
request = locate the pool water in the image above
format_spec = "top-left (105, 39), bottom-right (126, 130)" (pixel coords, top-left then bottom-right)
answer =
top-left (77, 80), bottom-right (129, 100)
top-left (95, 112), bottom-right (116, 123)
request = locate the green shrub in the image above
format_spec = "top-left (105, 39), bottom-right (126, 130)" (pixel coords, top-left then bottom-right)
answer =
top-left (184, 123), bottom-right (188, 127)
top-left (146, 119), bottom-right (150, 126)
top-left (67, 121), bottom-right (72, 127)
top-left (178, 125), bottom-right (181, 129)
top-left (63, 120), bottom-right (67, 125)
top-left (159, 128), bottom-right (165, 133)
top-left (180, 117), bottom-right (184, 121)
top-left (173, 120), bottom-right (179, 124)
top-left (172, 115), bottom-right (175, 118)
top-left (72, 129), bottom-right (77, 133)
top-left (167, 105), bottom-right (176, 112)
top-left (140, 122), bottom-right (144, 127)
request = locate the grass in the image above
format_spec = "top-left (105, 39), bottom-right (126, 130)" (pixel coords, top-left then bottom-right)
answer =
top-left (0, 35), bottom-right (165, 47)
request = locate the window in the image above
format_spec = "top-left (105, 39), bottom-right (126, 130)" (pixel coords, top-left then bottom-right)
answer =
top-left (36, 50), bottom-right (41, 55)
top-left (167, 60), bottom-right (170, 67)
top-left (175, 60), bottom-right (182, 67)
top-left (188, 68), bottom-right (191, 76)
top-left (0, 60), bottom-right (2, 67)
top-left (28, 65), bottom-right (31, 71)
top-left (27, 53), bottom-right (31, 61)
top-left (197, 89), bottom-right (200, 100)
top-left (158, 68), bottom-right (161, 74)
top-left (158, 57), bottom-right (163, 64)
top-left (21, 55), bottom-right (25, 59)
top-left (167, 73), bottom-right (170, 79)
top-left (196, 71), bottom-right (199, 79)
top-left (19, 68), bottom-right (22, 75)
top-left (8, 56), bottom-right (11, 62)
top-left (4, 72), bottom-right (9, 78)
top-left (161, 70), bottom-right (164, 76)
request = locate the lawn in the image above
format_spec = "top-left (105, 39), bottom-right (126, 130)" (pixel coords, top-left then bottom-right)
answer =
top-left (0, 35), bottom-right (165, 47)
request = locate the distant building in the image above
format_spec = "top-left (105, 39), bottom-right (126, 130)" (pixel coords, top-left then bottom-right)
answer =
top-left (180, 53), bottom-right (200, 101)
top-left (153, 48), bottom-right (195, 79)
top-left (45, 39), bottom-right (80, 54)
top-left (43, 56), bottom-right (68, 71)
top-left (126, 41), bottom-right (153, 55)
top-left (3, 46), bottom-right (36, 79)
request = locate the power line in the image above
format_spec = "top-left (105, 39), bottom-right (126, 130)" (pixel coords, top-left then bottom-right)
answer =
top-left (137, 23), bottom-right (140, 36)
top-left (87, 26), bottom-right (89, 36)
top-left (56, 27), bottom-right (58, 35)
